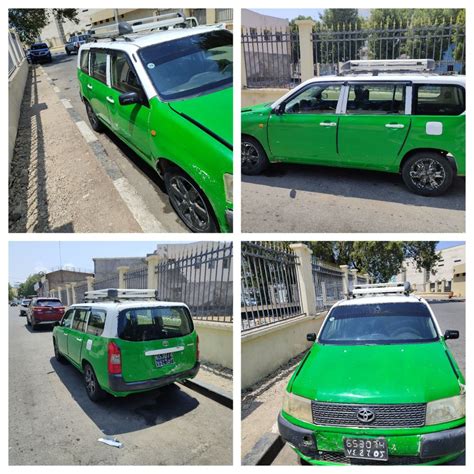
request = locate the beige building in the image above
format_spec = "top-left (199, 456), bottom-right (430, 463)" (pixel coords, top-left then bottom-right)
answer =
top-left (452, 264), bottom-right (466, 298)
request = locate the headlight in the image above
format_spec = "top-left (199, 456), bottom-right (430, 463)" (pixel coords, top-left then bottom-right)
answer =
top-left (282, 391), bottom-right (312, 424)
top-left (223, 173), bottom-right (233, 203)
top-left (425, 394), bottom-right (465, 425)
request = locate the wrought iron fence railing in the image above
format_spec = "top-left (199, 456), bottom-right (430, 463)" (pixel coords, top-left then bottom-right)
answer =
top-left (124, 265), bottom-right (148, 289)
top-left (241, 241), bottom-right (303, 331)
top-left (93, 273), bottom-right (119, 290)
top-left (311, 258), bottom-right (345, 311)
top-left (155, 242), bottom-right (233, 322)
top-left (8, 30), bottom-right (25, 77)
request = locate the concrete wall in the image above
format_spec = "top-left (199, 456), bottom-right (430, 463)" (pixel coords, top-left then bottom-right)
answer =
top-left (241, 88), bottom-right (289, 107)
top-left (242, 313), bottom-right (326, 389)
top-left (9, 59), bottom-right (29, 165)
top-left (194, 320), bottom-right (233, 369)
top-left (93, 257), bottom-right (145, 280)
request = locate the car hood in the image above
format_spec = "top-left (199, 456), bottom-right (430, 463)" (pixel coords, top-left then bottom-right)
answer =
top-left (241, 102), bottom-right (273, 114)
top-left (291, 342), bottom-right (461, 404)
top-left (168, 86), bottom-right (233, 146)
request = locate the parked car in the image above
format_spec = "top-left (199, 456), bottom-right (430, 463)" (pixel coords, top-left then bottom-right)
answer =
top-left (278, 282), bottom-right (465, 465)
top-left (52, 289), bottom-right (200, 401)
top-left (26, 297), bottom-right (65, 330)
top-left (19, 299), bottom-right (32, 316)
top-left (241, 59), bottom-right (465, 196)
top-left (28, 42), bottom-right (52, 64)
top-left (65, 34), bottom-right (90, 55)
top-left (77, 16), bottom-right (233, 232)
top-left (10, 300), bottom-right (18, 307)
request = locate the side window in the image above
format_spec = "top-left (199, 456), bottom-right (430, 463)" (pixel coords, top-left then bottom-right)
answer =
top-left (61, 309), bottom-right (74, 328)
top-left (346, 83), bottom-right (406, 115)
top-left (86, 309), bottom-right (106, 336)
top-left (413, 84), bottom-right (465, 116)
top-left (91, 50), bottom-right (107, 84)
top-left (111, 52), bottom-right (142, 94)
top-left (80, 50), bottom-right (89, 74)
top-left (284, 84), bottom-right (341, 114)
top-left (72, 309), bottom-right (89, 333)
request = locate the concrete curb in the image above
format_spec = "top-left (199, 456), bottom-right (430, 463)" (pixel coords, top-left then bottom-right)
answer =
top-left (179, 379), bottom-right (233, 409)
top-left (242, 432), bottom-right (284, 465)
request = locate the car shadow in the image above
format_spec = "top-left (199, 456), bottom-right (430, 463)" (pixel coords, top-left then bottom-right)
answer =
top-left (24, 323), bottom-right (54, 333)
top-left (42, 52), bottom-right (77, 66)
top-left (49, 357), bottom-right (200, 435)
top-left (242, 163), bottom-right (465, 212)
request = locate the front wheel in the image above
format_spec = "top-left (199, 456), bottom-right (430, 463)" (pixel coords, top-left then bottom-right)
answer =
top-left (85, 101), bottom-right (104, 133)
top-left (402, 152), bottom-right (454, 196)
top-left (164, 168), bottom-right (218, 233)
top-left (83, 363), bottom-right (107, 402)
top-left (66, 50), bottom-right (71, 56)
top-left (241, 136), bottom-right (269, 175)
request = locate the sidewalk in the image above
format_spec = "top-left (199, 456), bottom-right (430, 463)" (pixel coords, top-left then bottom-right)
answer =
top-left (195, 362), bottom-right (233, 394)
top-left (9, 65), bottom-right (142, 233)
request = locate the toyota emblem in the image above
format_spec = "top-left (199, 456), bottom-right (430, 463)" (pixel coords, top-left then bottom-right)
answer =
top-left (357, 408), bottom-right (376, 423)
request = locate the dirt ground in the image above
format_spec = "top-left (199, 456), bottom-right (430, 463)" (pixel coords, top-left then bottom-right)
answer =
top-left (196, 362), bottom-right (233, 394)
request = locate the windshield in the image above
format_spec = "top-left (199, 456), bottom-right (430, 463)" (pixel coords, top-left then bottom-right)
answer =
top-left (118, 306), bottom-right (193, 341)
top-left (319, 302), bottom-right (439, 345)
top-left (138, 29), bottom-right (233, 100)
top-left (31, 43), bottom-right (48, 50)
top-left (35, 299), bottom-right (63, 307)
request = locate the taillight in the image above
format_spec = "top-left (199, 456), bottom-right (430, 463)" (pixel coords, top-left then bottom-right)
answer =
top-left (196, 335), bottom-right (200, 361)
top-left (108, 341), bottom-right (122, 374)
top-left (33, 306), bottom-right (44, 313)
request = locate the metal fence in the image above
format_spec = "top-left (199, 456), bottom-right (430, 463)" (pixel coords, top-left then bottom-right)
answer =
top-left (216, 8), bottom-right (233, 22)
top-left (8, 30), bottom-right (25, 77)
top-left (241, 242), bottom-right (303, 331)
top-left (312, 258), bottom-right (345, 311)
top-left (74, 282), bottom-right (88, 303)
top-left (94, 273), bottom-right (119, 290)
top-left (242, 28), bottom-right (300, 88)
top-left (124, 265), bottom-right (148, 289)
top-left (155, 242), bottom-right (233, 322)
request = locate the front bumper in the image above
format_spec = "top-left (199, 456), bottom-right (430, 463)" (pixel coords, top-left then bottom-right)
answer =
top-left (108, 362), bottom-right (200, 393)
top-left (278, 413), bottom-right (465, 465)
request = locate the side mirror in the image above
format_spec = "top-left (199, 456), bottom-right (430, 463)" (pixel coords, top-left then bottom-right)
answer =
top-left (307, 333), bottom-right (316, 342)
top-left (54, 321), bottom-right (60, 327)
top-left (273, 103), bottom-right (285, 116)
top-left (444, 330), bottom-right (459, 340)
top-left (119, 91), bottom-right (141, 106)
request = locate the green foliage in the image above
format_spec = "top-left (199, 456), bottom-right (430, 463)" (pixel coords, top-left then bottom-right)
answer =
top-left (319, 9), bottom-right (362, 28)
top-left (8, 284), bottom-right (16, 302)
top-left (17, 273), bottom-right (43, 298)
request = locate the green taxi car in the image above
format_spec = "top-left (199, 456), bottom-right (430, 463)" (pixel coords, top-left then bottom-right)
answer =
top-left (52, 289), bottom-right (199, 401)
top-left (242, 60), bottom-right (465, 196)
top-left (279, 286), bottom-right (465, 465)
top-left (78, 21), bottom-right (233, 232)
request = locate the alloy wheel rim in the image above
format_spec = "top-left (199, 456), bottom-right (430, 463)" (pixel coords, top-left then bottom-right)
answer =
top-left (85, 367), bottom-right (95, 394)
top-left (169, 176), bottom-right (210, 232)
top-left (409, 159), bottom-right (446, 190)
top-left (87, 105), bottom-right (98, 127)
top-left (241, 142), bottom-right (260, 169)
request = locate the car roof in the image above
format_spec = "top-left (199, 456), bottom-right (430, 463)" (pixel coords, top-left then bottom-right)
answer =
top-left (306, 74), bottom-right (465, 85)
top-left (333, 295), bottom-right (424, 307)
top-left (70, 301), bottom-right (188, 310)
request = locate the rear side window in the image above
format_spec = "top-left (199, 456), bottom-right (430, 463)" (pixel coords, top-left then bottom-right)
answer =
top-left (111, 52), bottom-right (142, 93)
top-left (413, 84), bottom-right (465, 116)
top-left (118, 306), bottom-right (193, 341)
top-left (72, 309), bottom-right (89, 332)
top-left (80, 50), bottom-right (89, 74)
top-left (346, 83), bottom-right (406, 115)
top-left (35, 299), bottom-right (63, 307)
top-left (86, 309), bottom-right (106, 336)
top-left (91, 50), bottom-right (107, 83)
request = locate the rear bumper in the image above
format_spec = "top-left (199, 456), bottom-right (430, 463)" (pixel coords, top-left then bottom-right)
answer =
top-left (33, 314), bottom-right (63, 324)
top-left (108, 362), bottom-right (200, 393)
top-left (278, 413), bottom-right (465, 465)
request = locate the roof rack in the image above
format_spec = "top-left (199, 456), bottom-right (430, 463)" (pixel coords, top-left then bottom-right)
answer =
top-left (89, 12), bottom-right (199, 41)
top-left (84, 288), bottom-right (159, 302)
top-left (340, 59), bottom-right (435, 76)
top-left (349, 282), bottom-right (412, 298)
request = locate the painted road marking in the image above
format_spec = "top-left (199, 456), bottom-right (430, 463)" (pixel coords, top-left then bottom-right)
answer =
top-left (60, 99), bottom-right (73, 109)
top-left (75, 120), bottom-right (98, 143)
top-left (53, 85), bottom-right (60, 93)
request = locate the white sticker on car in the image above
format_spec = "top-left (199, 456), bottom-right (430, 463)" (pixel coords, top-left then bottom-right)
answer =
top-left (426, 121), bottom-right (443, 136)
top-left (147, 63), bottom-right (155, 70)
top-left (86, 339), bottom-right (93, 351)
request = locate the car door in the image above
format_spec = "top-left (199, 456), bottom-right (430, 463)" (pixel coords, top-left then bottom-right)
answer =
top-left (267, 82), bottom-right (342, 164)
top-left (88, 49), bottom-right (112, 127)
top-left (56, 308), bottom-right (75, 355)
top-left (338, 82), bottom-right (411, 169)
top-left (67, 308), bottom-right (90, 366)
top-left (106, 51), bottom-right (152, 159)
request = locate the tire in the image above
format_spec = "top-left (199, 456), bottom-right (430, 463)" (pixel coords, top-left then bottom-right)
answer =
top-left (85, 101), bottom-right (104, 133)
top-left (241, 136), bottom-right (269, 175)
top-left (401, 152), bottom-right (454, 196)
top-left (53, 338), bottom-right (66, 363)
top-left (66, 50), bottom-right (71, 56)
top-left (164, 167), bottom-right (218, 233)
top-left (83, 363), bottom-right (107, 402)
top-left (26, 314), bottom-right (31, 325)
top-left (31, 317), bottom-right (37, 331)
top-left (299, 456), bottom-right (311, 465)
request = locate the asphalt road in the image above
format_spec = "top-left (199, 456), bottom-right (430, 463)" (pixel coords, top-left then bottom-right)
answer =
top-left (9, 306), bottom-right (232, 465)
top-left (271, 300), bottom-right (466, 465)
top-left (41, 51), bottom-right (188, 233)
top-left (242, 163), bottom-right (465, 233)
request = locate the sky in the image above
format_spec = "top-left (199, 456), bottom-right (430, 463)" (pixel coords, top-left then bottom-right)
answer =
top-left (248, 8), bottom-right (371, 21)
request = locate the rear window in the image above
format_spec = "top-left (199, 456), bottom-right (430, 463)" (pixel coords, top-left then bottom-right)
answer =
top-left (80, 50), bottom-right (89, 74)
top-left (346, 83), bottom-right (406, 115)
top-left (413, 84), bottom-right (465, 116)
top-left (35, 299), bottom-right (63, 307)
top-left (118, 306), bottom-right (193, 342)
top-left (319, 302), bottom-right (439, 345)
top-left (91, 50), bottom-right (107, 83)
top-left (31, 43), bottom-right (48, 50)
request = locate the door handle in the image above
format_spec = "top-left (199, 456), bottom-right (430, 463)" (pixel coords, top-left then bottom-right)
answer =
top-left (319, 122), bottom-right (337, 127)
top-left (76, 337), bottom-right (82, 342)
top-left (385, 123), bottom-right (405, 129)
top-left (106, 96), bottom-right (115, 104)
top-left (87, 84), bottom-right (93, 90)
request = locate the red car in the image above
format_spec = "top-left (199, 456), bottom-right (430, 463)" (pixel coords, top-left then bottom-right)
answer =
top-left (26, 297), bottom-right (65, 330)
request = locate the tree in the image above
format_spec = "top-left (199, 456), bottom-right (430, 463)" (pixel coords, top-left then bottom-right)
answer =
top-left (8, 284), bottom-right (16, 302)
top-left (319, 9), bottom-right (361, 29)
top-left (17, 273), bottom-right (43, 298)
top-left (403, 242), bottom-right (441, 276)
top-left (9, 8), bottom-right (79, 44)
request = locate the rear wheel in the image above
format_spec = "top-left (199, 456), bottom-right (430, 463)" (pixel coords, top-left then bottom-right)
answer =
top-left (85, 101), bottom-right (104, 133)
top-left (53, 338), bottom-right (66, 363)
top-left (83, 363), bottom-right (107, 402)
top-left (31, 317), bottom-right (37, 330)
top-left (241, 136), bottom-right (269, 175)
top-left (401, 152), bottom-right (454, 196)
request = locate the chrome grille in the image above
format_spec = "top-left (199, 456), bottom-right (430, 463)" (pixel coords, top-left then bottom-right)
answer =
top-left (311, 401), bottom-right (426, 428)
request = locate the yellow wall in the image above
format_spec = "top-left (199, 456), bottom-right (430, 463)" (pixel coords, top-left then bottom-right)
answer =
top-left (194, 320), bottom-right (233, 369)
top-left (241, 88), bottom-right (289, 107)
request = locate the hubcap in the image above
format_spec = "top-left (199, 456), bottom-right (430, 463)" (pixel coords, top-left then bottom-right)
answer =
top-left (241, 142), bottom-right (260, 169)
top-left (85, 367), bottom-right (95, 394)
top-left (87, 105), bottom-right (98, 127)
top-left (409, 159), bottom-right (446, 190)
top-left (169, 176), bottom-right (210, 232)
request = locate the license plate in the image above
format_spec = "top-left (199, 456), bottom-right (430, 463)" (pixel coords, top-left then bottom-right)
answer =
top-left (343, 437), bottom-right (388, 461)
top-left (154, 352), bottom-right (174, 368)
